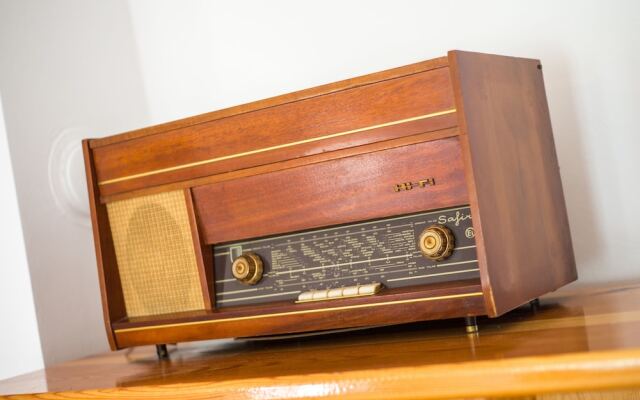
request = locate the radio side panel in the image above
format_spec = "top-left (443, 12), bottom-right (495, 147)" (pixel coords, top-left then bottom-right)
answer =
top-left (82, 140), bottom-right (124, 350)
top-left (449, 50), bottom-right (577, 316)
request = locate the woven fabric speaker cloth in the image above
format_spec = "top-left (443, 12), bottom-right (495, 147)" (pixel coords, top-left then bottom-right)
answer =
top-left (106, 190), bottom-right (205, 318)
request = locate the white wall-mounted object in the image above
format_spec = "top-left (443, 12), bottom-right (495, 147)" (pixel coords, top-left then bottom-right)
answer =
top-left (48, 127), bottom-right (91, 227)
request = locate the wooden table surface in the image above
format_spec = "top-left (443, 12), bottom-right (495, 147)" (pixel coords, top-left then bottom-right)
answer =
top-left (2, 282), bottom-right (640, 399)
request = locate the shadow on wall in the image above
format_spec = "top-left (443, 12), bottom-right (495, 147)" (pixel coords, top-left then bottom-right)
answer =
top-left (0, 0), bottom-right (149, 366)
top-left (544, 50), bottom-right (599, 280)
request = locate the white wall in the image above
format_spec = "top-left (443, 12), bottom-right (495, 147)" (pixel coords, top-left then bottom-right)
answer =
top-left (0, 0), bottom-right (638, 379)
top-left (0, 95), bottom-right (44, 380)
top-left (0, 0), bottom-right (149, 373)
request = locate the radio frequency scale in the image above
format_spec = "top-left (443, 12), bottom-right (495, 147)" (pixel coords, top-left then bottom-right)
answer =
top-left (214, 206), bottom-right (478, 307)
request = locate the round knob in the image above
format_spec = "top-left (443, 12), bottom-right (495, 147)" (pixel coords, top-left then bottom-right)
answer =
top-left (232, 252), bottom-right (264, 285)
top-left (419, 224), bottom-right (455, 261)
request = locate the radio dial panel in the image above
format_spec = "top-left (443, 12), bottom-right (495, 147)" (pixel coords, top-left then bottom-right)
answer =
top-left (214, 205), bottom-right (479, 308)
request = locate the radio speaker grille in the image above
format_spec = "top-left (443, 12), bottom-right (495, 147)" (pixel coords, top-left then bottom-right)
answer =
top-left (106, 190), bottom-right (205, 318)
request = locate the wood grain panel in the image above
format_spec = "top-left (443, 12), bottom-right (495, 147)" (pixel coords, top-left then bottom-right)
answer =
top-left (193, 137), bottom-right (468, 244)
top-left (113, 279), bottom-right (482, 329)
top-left (448, 50), bottom-right (577, 316)
top-left (99, 127), bottom-right (460, 204)
top-left (93, 67), bottom-right (456, 196)
top-left (114, 284), bottom-right (484, 347)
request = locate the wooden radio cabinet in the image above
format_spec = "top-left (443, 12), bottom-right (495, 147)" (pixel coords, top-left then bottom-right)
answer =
top-left (83, 50), bottom-right (576, 351)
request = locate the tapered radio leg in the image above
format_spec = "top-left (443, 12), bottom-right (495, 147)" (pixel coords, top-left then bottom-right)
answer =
top-left (530, 298), bottom-right (541, 312)
top-left (464, 316), bottom-right (478, 334)
top-left (156, 344), bottom-right (169, 360)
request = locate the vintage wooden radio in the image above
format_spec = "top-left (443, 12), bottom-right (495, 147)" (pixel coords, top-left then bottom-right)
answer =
top-left (83, 50), bottom-right (576, 355)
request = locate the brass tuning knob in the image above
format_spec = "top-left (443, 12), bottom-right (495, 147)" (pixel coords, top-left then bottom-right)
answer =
top-left (232, 252), bottom-right (264, 285)
top-left (419, 224), bottom-right (455, 261)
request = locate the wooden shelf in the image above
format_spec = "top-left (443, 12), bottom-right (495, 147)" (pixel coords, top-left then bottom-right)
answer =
top-left (2, 281), bottom-right (640, 399)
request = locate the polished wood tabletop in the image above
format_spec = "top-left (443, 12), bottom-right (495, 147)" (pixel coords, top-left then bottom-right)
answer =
top-left (2, 282), bottom-right (640, 399)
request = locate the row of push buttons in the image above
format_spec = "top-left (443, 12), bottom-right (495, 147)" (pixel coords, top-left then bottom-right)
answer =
top-left (296, 282), bottom-right (383, 303)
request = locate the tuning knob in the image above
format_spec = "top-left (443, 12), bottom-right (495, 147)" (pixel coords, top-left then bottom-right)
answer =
top-left (232, 252), bottom-right (264, 285)
top-left (419, 224), bottom-right (455, 261)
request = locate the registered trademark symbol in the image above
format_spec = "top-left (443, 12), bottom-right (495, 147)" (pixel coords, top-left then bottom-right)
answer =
top-left (465, 227), bottom-right (475, 239)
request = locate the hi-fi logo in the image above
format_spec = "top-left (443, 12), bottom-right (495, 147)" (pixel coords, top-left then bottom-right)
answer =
top-left (394, 178), bottom-right (436, 192)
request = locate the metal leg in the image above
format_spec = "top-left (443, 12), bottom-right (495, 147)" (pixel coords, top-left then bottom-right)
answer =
top-left (156, 344), bottom-right (169, 360)
top-left (529, 298), bottom-right (541, 312)
top-left (464, 316), bottom-right (478, 334)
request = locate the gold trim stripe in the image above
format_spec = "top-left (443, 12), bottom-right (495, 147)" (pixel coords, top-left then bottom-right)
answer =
top-left (99, 108), bottom-right (457, 186)
top-left (114, 291), bottom-right (483, 333)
